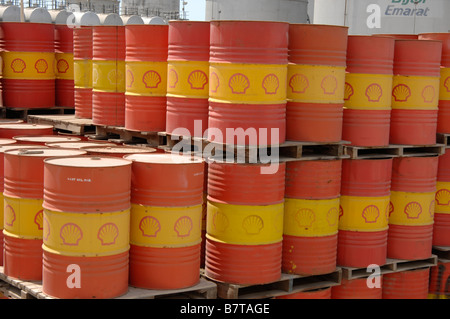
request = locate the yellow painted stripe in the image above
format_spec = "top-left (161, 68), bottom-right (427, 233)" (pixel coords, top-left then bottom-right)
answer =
top-left (3, 196), bottom-right (43, 239)
top-left (287, 64), bottom-right (345, 103)
top-left (440, 68), bottom-right (450, 101)
top-left (344, 73), bottom-right (393, 110)
top-left (43, 209), bottom-right (130, 257)
top-left (167, 60), bottom-right (209, 99)
top-left (125, 61), bottom-right (167, 96)
top-left (389, 191), bottom-right (435, 226)
top-left (0, 193), bottom-right (3, 230)
top-left (428, 293), bottom-right (449, 300)
top-left (206, 200), bottom-right (283, 245)
top-left (55, 53), bottom-right (74, 80)
top-left (339, 195), bottom-right (390, 231)
top-left (283, 197), bottom-right (339, 237)
top-left (92, 60), bottom-right (125, 93)
top-left (391, 75), bottom-right (440, 109)
top-left (435, 181), bottom-right (450, 214)
top-left (209, 62), bottom-right (287, 104)
top-left (74, 59), bottom-right (92, 88)
top-left (130, 203), bottom-right (202, 248)
top-left (2, 51), bottom-right (55, 80)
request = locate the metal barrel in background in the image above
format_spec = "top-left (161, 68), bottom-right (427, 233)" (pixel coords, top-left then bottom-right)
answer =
top-left (0, 123), bottom-right (54, 139)
top-left (331, 277), bottom-right (383, 299)
top-left (81, 145), bottom-right (156, 157)
top-left (45, 141), bottom-right (116, 149)
top-left (13, 135), bottom-right (80, 145)
top-left (428, 260), bottom-right (450, 299)
top-left (166, 21), bottom-right (210, 137)
top-left (275, 287), bottom-right (332, 299)
top-left (382, 268), bottom-right (430, 299)
top-left (433, 150), bottom-right (450, 246)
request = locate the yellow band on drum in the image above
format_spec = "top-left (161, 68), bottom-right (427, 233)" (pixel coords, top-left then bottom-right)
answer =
top-left (43, 209), bottom-right (130, 257)
top-left (206, 200), bottom-right (283, 245)
top-left (92, 60), bottom-right (125, 92)
top-left (55, 53), bottom-right (74, 80)
top-left (167, 60), bottom-right (209, 99)
top-left (2, 51), bottom-right (55, 80)
top-left (74, 59), bottom-right (92, 88)
top-left (3, 196), bottom-right (44, 239)
top-left (125, 61), bottom-right (167, 96)
top-left (287, 64), bottom-right (345, 103)
top-left (435, 181), bottom-right (450, 214)
top-left (209, 62), bottom-right (287, 104)
top-left (130, 203), bottom-right (202, 248)
top-left (339, 195), bottom-right (390, 231)
top-left (389, 191), bottom-right (435, 225)
top-left (283, 197), bottom-right (339, 237)
top-left (0, 192), bottom-right (3, 230)
top-left (440, 68), bottom-right (450, 101)
top-left (391, 75), bottom-right (440, 110)
top-left (343, 73), bottom-right (393, 110)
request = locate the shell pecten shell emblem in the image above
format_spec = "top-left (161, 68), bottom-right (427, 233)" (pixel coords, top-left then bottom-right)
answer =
top-left (321, 74), bottom-right (338, 95)
top-left (60, 223), bottom-right (83, 246)
top-left (435, 189), bottom-right (450, 206)
top-left (174, 216), bottom-right (193, 238)
top-left (404, 201), bottom-right (422, 219)
top-left (262, 73), bottom-right (279, 95)
top-left (35, 59), bottom-right (48, 73)
top-left (57, 59), bottom-right (69, 74)
top-left (344, 82), bottom-right (354, 101)
top-left (139, 216), bottom-right (161, 238)
top-left (97, 222), bottom-right (119, 245)
top-left (4, 205), bottom-right (16, 227)
top-left (242, 215), bottom-right (264, 234)
top-left (392, 84), bottom-right (411, 102)
top-left (365, 83), bottom-right (383, 102)
top-left (142, 70), bottom-right (162, 89)
top-left (188, 70), bottom-right (208, 90)
top-left (229, 73), bottom-right (250, 94)
top-left (295, 208), bottom-right (315, 228)
top-left (444, 76), bottom-right (450, 93)
top-left (289, 73), bottom-right (309, 94)
top-left (362, 205), bottom-right (380, 223)
top-left (11, 58), bottom-right (26, 73)
top-left (34, 209), bottom-right (44, 230)
top-left (422, 85), bottom-right (435, 103)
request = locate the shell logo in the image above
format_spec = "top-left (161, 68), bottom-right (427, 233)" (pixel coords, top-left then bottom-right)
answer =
top-left (321, 75), bottom-right (338, 95)
top-left (57, 59), bottom-right (69, 74)
top-left (139, 216), bottom-right (161, 238)
top-left (365, 83), bottom-right (383, 102)
top-left (435, 189), bottom-right (450, 205)
top-left (262, 73), bottom-right (279, 95)
top-left (212, 211), bottom-right (229, 232)
top-left (362, 205), bottom-right (380, 223)
top-left (4, 205), bottom-right (16, 227)
top-left (429, 200), bottom-right (435, 219)
top-left (188, 70), bottom-right (208, 90)
top-left (388, 201), bottom-right (394, 217)
top-left (168, 69), bottom-right (178, 88)
top-left (242, 215), bottom-right (264, 234)
top-left (295, 208), bottom-right (315, 228)
top-left (34, 210), bottom-right (44, 230)
top-left (339, 205), bottom-right (344, 220)
top-left (210, 72), bottom-right (220, 93)
top-left (392, 84), bottom-right (411, 102)
top-left (289, 73), bottom-right (309, 94)
top-left (327, 207), bottom-right (339, 226)
top-left (344, 82), bottom-right (354, 101)
top-left (444, 77), bottom-right (450, 93)
top-left (142, 70), bottom-right (161, 89)
top-left (174, 216), bottom-right (193, 238)
top-left (404, 201), bottom-right (422, 219)
top-left (422, 85), bottom-right (435, 103)
top-left (97, 222), bottom-right (119, 246)
top-left (92, 68), bottom-right (99, 86)
top-left (229, 73), bottom-right (250, 94)
top-left (43, 216), bottom-right (50, 241)
top-left (60, 223), bottom-right (83, 246)
top-left (107, 69), bottom-right (124, 86)
top-left (11, 58), bottom-right (26, 73)
top-left (35, 59), bottom-right (48, 73)
top-left (126, 69), bottom-right (134, 88)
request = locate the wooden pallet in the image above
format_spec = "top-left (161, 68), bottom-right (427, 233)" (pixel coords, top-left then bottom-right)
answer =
top-left (87, 125), bottom-right (166, 147)
top-left (344, 144), bottom-right (445, 159)
top-left (340, 255), bottom-right (438, 280)
top-left (433, 246), bottom-right (450, 260)
top-left (27, 114), bottom-right (95, 135)
top-left (1, 106), bottom-right (74, 121)
top-left (205, 268), bottom-right (342, 299)
top-left (437, 133), bottom-right (450, 148)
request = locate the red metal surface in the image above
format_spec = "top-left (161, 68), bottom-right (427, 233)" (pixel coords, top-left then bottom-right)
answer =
top-left (393, 40), bottom-right (442, 77)
top-left (207, 161), bottom-right (285, 205)
top-left (0, 124), bottom-right (54, 139)
top-left (55, 25), bottom-right (74, 107)
top-left (3, 234), bottom-right (43, 281)
top-left (331, 277), bottom-right (383, 299)
top-left (45, 141), bottom-right (116, 149)
top-left (129, 243), bottom-right (200, 290)
top-left (387, 224), bottom-right (433, 260)
top-left (55, 79), bottom-right (74, 108)
top-left (74, 88), bottom-right (93, 119)
top-left (205, 237), bottom-right (282, 285)
top-left (391, 156), bottom-right (439, 193)
top-left (390, 109), bottom-right (438, 145)
top-left (341, 158), bottom-right (392, 197)
top-left (376, 34), bottom-right (418, 40)
top-left (275, 287), bottom-right (331, 299)
top-left (42, 249), bottom-right (129, 299)
top-left (166, 96), bottom-right (208, 138)
top-left (428, 260), bottom-right (450, 297)
top-left (342, 109), bottom-right (391, 147)
top-left (419, 33), bottom-right (450, 67)
top-left (81, 145), bottom-right (156, 157)
top-left (337, 229), bottom-right (388, 268)
top-left (125, 25), bottom-right (168, 132)
top-left (73, 26), bottom-right (93, 60)
top-left (282, 234), bottom-right (337, 276)
top-left (285, 159), bottom-right (342, 199)
top-left (437, 100), bottom-right (450, 134)
top-left (13, 135), bottom-right (80, 145)
top-left (382, 268), bottom-right (430, 299)
top-left (432, 213), bottom-right (450, 246)
top-left (92, 91), bottom-right (126, 127)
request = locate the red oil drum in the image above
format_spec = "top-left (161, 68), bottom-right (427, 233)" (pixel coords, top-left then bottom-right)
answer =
top-left (388, 156), bottom-right (438, 260)
top-left (73, 12), bottom-right (101, 118)
top-left (286, 24), bottom-right (348, 143)
top-left (0, 138), bottom-right (16, 146)
top-left (338, 158), bottom-right (392, 268)
top-left (0, 124), bottom-right (54, 139)
top-left (166, 21), bottom-right (210, 137)
top-left (275, 287), bottom-right (331, 299)
top-left (428, 260), bottom-right (450, 299)
top-left (125, 24), bottom-right (168, 132)
top-left (434, 150), bottom-right (450, 246)
top-left (383, 268), bottom-right (430, 299)
top-left (208, 21), bottom-right (289, 146)
top-left (81, 145), bottom-right (156, 157)
top-left (331, 277), bottom-right (383, 299)
top-left (283, 160), bottom-right (342, 276)
top-left (205, 160), bottom-right (285, 285)
top-left (124, 153), bottom-right (204, 289)
top-left (419, 33), bottom-right (450, 134)
top-left (42, 156), bottom-right (131, 298)
top-left (92, 20), bottom-right (126, 126)
top-left (390, 40), bottom-right (442, 145)
top-left (13, 135), bottom-right (80, 145)
top-left (46, 141), bottom-right (116, 149)
top-left (376, 34), bottom-right (418, 40)
top-left (1, 19), bottom-right (55, 108)
top-left (342, 36), bottom-right (395, 146)
top-left (2, 148), bottom-right (86, 280)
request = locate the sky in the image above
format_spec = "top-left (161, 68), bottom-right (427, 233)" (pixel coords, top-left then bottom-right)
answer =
top-left (184, 0), bottom-right (206, 21)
